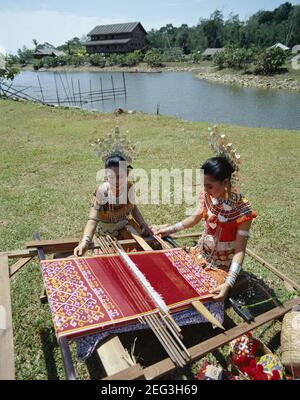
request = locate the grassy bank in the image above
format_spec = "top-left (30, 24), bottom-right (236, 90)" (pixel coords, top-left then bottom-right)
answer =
top-left (0, 98), bottom-right (299, 379)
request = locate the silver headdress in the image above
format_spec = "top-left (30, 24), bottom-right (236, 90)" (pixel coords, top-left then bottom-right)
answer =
top-left (208, 126), bottom-right (241, 192)
top-left (92, 126), bottom-right (137, 164)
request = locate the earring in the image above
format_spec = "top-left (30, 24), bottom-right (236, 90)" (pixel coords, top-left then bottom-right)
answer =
top-left (225, 186), bottom-right (229, 201)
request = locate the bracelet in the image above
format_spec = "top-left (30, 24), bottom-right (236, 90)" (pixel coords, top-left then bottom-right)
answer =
top-left (237, 229), bottom-right (250, 238)
top-left (81, 235), bottom-right (92, 246)
top-left (225, 261), bottom-right (242, 288)
top-left (165, 222), bottom-right (185, 235)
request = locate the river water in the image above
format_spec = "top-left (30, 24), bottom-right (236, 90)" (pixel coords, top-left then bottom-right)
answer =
top-left (11, 70), bottom-right (300, 130)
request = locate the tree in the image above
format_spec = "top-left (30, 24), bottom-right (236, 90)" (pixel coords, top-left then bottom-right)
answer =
top-left (202, 10), bottom-right (224, 48)
top-left (273, 2), bottom-right (292, 23)
top-left (16, 46), bottom-right (34, 64)
top-left (175, 25), bottom-right (192, 54)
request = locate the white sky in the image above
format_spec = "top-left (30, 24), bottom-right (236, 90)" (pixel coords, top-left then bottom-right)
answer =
top-left (1, 0), bottom-right (299, 54)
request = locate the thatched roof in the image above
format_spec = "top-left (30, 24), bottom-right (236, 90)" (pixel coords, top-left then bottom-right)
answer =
top-left (87, 22), bottom-right (146, 36)
top-left (33, 48), bottom-right (65, 57)
top-left (202, 48), bottom-right (225, 56)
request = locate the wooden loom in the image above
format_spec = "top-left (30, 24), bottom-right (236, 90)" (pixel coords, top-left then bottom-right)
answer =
top-left (1, 230), bottom-right (300, 380)
top-left (38, 233), bottom-right (223, 369)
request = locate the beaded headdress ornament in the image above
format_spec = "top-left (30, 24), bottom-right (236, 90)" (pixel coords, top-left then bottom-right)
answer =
top-left (208, 126), bottom-right (241, 193)
top-left (92, 126), bottom-right (137, 164)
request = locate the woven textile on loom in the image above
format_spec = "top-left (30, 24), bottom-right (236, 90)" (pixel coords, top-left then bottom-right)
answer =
top-left (40, 248), bottom-right (218, 339)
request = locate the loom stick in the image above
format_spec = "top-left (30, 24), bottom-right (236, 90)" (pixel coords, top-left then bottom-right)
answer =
top-left (146, 314), bottom-right (186, 367)
top-left (192, 301), bottom-right (225, 330)
top-left (125, 225), bottom-right (153, 250)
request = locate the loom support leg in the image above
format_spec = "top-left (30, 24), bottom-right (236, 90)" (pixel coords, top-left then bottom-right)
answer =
top-left (58, 337), bottom-right (77, 380)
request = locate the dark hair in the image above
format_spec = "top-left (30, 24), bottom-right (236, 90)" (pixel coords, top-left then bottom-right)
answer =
top-left (105, 154), bottom-right (132, 169)
top-left (201, 157), bottom-right (234, 182)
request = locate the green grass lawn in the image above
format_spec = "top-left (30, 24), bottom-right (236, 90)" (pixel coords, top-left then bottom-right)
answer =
top-left (1, 98), bottom-right (299, 379)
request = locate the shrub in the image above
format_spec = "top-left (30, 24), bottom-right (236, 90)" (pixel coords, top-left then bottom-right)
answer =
top-left (191, 51), bottom-right (203, 63)
top-left (226, 48), bottom-right (253, 70)
top-left (33, 59), bottom-right (44, 70)
top-left (42, 56), bottom-right (58, 68)
top-left (144, 49), bottom-right (164, 67)
top-left (121, 51), bottom-right (142, 67)
top-left (89, 54), bottom-right (106, 67)
top-left (213, 47), bottom-right (255, 71)
top-left (106, 53), bottom-right (126, 66)
top-left (254, 47), bottom-right (287, 75)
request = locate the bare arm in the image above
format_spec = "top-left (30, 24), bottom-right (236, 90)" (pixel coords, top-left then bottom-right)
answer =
top-left (131, 205), bottom-right (154, 236)
top-left (154, 207), bottom-right (204, 236)
top-left (131, 205), bottom-right (147, 227)
top-left (73, 191), bottom-right (101, 256)
top-left (212, 220), bottom-right (252, 300)
top-left (231, 220), bottom-right (252, 266)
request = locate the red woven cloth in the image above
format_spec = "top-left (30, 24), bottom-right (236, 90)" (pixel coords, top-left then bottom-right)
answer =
top-left (40, 249), bottom-right (217, 339)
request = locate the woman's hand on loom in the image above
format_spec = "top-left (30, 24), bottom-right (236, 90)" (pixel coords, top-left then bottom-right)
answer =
top-left (151, 224), bottom-right (171, 237)
top-left (73, 242), bottom-right (88, 257)
top-left (211, 283), bottom-right (230, 301)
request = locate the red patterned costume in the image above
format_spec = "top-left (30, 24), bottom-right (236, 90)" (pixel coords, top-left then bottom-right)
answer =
top-left (190, 192), bottom-right (257, 284)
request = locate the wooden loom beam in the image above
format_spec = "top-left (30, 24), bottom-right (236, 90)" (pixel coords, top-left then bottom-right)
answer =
top-left (0, 253), bottom-right (15, 380)
top-left (9, 256), bottom-right (34, 278)
top-left (24, 238), bottom-right (153, 256)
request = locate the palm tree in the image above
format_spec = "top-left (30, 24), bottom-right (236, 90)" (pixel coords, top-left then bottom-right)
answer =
top-left (32, 39), bottom-right (39, 50)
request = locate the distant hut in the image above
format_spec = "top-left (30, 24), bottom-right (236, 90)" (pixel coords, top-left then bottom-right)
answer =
top-left (202, 48), bottom-right (225, 60)
top-left (85, 22), bottom-right (147, 54)
top-left (291, 45), bottom-right (300, 55)
top-left (269, 43), bottom-right (290, 51)
top-left (33, 43), bottom-right (65, 59)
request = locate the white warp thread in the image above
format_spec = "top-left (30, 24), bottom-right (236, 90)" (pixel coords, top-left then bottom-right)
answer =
top-left (117, 247), bottom-right (169, 313)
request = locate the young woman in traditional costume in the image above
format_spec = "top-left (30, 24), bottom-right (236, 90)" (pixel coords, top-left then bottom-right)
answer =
top-left (154, 126), bottom-right (257, 301)
top-left (74, 127), bottom-right (153, 257)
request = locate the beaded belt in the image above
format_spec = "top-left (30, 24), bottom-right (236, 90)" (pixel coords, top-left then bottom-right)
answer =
top-left (96, 219), bottom-right (128, 237)
top-left (216, 240), bottom-right (236, 252)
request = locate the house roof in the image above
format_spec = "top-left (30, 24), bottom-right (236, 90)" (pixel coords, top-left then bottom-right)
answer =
top-left (292, 45), bottom-right (300, 54)
top-left (202, 48), bottom-right (225, 56)
top-left (87, 22), bottom-right (146, 36)
top-left (33, 48), bottom-right (65, 56)
top-left (270, 43), bottom-right (289, 50)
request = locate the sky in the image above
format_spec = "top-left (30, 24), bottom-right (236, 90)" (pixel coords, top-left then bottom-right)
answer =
top-left (0, 0), bottom-right (299, 54)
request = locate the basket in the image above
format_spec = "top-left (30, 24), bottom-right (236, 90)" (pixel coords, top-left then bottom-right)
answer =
top-left (281, 309), bottom-right (300, 377)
